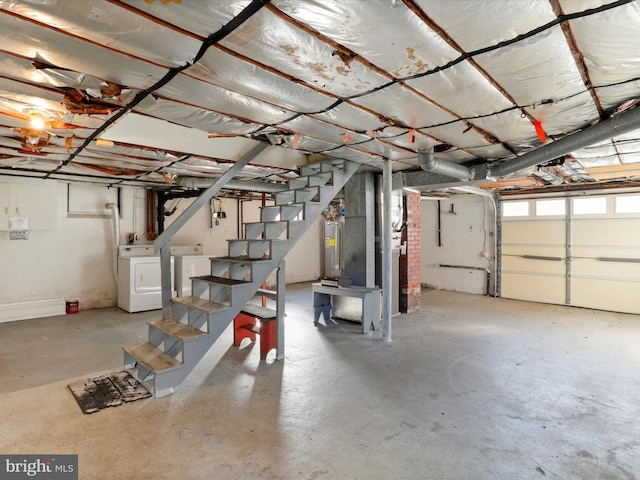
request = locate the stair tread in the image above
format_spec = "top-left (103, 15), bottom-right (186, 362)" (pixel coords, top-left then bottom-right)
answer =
top-left (192, 275), bottom-right (251, 286)
top-left (244, 221), bottom-right (289, 226)
top-left (211, 255), bottom-right (272, 263)
top-left (228, 238), bottom-right (288, 244)
top-left (292, 185), bottom-right (331, 191)
top-left (172, 296), bottom-right (229, 312)
top-left (241, 303), bottom-right (277, 320)
top-left (148, 318), bottom-right (208, 341)
top-left (256, 288), bottom-right (278, 300)
top-left (123, 342), bottom-right (181, 372)
top-left (228, 239), bottom-right (289, 246)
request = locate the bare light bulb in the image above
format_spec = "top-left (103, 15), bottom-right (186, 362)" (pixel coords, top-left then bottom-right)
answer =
top-left (30, 115), bottom-right (46, 130)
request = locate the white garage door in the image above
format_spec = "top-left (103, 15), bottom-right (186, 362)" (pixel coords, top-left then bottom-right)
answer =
top-left (501, 192), bottom-right (640, 314)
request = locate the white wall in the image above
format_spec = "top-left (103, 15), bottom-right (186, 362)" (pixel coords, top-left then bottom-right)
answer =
top-left (0, 178), bottom-right (323, 318)
top-left (421, 194), bottom-right (496, 295)
top-left (0, 178), bottom-right (142, 313)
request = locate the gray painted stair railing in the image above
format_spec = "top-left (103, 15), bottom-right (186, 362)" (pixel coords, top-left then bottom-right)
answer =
top-left (123, 159), bottom-right (358, 397)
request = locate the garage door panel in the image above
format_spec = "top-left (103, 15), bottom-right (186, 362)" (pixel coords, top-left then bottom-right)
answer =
top-left (502, 273), bottom-right (566, 304)
top-left (502, 221), bottom-right (565, 244)
top-left (572, 219), bottom-right (640, 247)
top-left (503, 256), bottom-right (566, 275)
top-left (572, 258), bottom-right (640, 279)
top-left (572, 246), bottom-right (640, 259)
top-left (571, 278), bottom-right (640, 314)
top-left (501, 213), bottom-right (566, 306)
top-left (502, 245), bottom-right (565, 257)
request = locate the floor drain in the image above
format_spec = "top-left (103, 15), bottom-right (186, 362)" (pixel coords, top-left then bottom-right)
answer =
top-left (68, 371), bottom-right (151, 414)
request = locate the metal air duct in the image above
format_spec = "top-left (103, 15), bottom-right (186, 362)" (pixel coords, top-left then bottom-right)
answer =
top-left (418, 148), bottom-right (473, 180)
top-left (490, 105), bottom-right (640, 178)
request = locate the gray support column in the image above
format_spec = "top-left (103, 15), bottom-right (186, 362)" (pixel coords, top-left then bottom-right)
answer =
top-left (276, 260), bottom-right (285, 360)
top-left (382, 159), bottom-right (393, 343)
top-left (566, 196), bottom-right (572, 305)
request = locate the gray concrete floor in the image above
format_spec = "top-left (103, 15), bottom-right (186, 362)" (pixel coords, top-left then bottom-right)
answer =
top-left (1, 283), bottom-right (639, 479)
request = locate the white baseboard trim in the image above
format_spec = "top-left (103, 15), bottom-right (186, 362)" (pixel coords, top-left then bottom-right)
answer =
top-left (0, 298), bottom-right (66, 323)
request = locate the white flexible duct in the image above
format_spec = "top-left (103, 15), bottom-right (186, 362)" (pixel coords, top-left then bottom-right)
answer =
top-left (106, 202), bottom-right (120, 282)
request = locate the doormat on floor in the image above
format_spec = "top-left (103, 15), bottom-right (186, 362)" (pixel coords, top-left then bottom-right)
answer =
top-left (68, 371), bottom-right (151, 414)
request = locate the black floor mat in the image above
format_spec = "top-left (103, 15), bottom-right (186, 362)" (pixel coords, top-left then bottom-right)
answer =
top-left (68, 371), bottom-right (151, 414)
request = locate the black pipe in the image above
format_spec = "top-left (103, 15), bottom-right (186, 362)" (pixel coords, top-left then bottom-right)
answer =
top-left (156, 190), bottom-right (168, 235)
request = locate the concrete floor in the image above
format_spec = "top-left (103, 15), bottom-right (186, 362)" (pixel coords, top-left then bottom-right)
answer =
top-left (1, 283), bottom-right (639, 479)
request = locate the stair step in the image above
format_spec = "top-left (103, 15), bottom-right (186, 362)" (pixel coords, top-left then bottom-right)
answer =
top-left (260, 204), bottom-right (304, 222)
top-left (228, 239), bottom-right (289, 259)
top-left (244, 221), bottom-right (289, 240)
top-left (193, 275), bottom-right (251, 287)
top-left (228, 239), bottom-right (261, 258)
top-left (240, 303), bottom-right (277, 320)
top-left (299, 160), bottom-right (344, 176)
top-left (256, 288), bottom-right (277, 300)
top-left (148, 318), bottom-right (208, 341)
top-left (275, 187), bottom-right (327, 205)
top-left (288, 171), bottom-right (335, 189)
top-left (123, 342), bottom-right (181, 373)
top-left (172, 296), bottom-right (229, 313)
top-left (210, 255), bottom-right (272, 264)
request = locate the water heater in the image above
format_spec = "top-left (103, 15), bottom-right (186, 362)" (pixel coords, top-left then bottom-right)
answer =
top-left (324, 221), bottom-right (343, 278)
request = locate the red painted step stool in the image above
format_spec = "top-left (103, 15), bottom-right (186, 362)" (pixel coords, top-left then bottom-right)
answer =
top-left (233, 309), bottom-right (277, 359)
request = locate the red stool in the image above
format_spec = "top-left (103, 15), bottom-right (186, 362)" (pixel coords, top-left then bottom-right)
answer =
top-left (233, 313), bottom-right (277, 360)
top-left (233, 313), bottom-right (256, 346)
top-left (258, 319), bottom-right (276, 359)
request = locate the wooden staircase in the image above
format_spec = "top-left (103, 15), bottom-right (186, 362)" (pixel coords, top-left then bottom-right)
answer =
top-left (123, 159), bottom-right (358, 397)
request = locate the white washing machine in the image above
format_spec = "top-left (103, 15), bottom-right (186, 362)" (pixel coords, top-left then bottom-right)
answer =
top-left (173, 245), bottom-right (210, 297)
top-left (117, 245), bottom-right (175, 313)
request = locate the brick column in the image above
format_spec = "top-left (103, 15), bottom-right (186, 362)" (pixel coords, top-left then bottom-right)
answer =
top-left (399, 191), bottom-right (422, 312)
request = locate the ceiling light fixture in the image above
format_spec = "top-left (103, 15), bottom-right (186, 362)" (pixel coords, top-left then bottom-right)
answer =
top-left (29, 113), bottom-right (46, 130)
